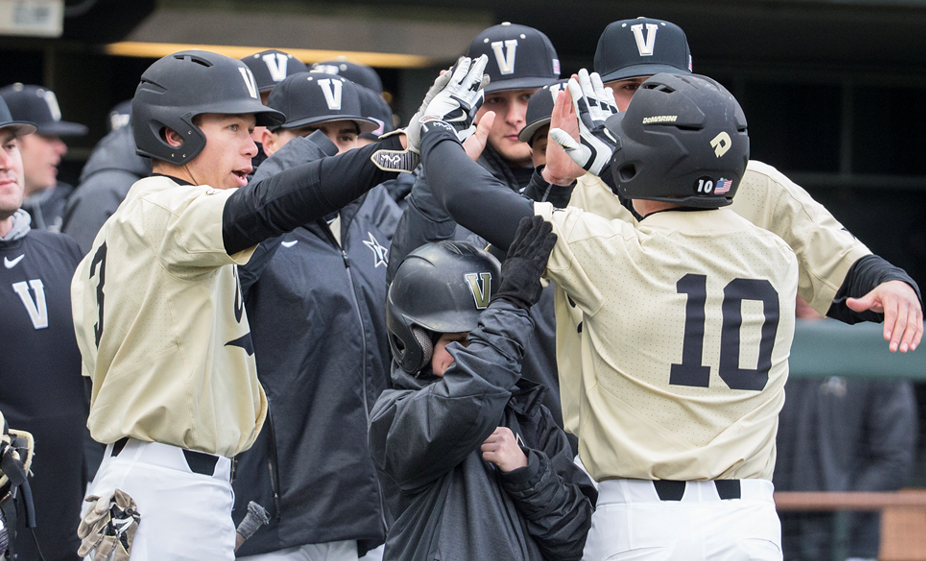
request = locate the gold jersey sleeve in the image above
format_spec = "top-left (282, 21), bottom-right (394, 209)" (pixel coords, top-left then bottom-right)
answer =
top-left (535, 202), bottom-right (799, 482)
top-left (71, 176), bottom-right (267, 458)
top-left (568, 160), bottom-right (870, 315)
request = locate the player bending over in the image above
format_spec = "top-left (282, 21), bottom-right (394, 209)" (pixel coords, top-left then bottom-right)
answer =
top-left (369, 227), bottom-right (596, 561)
top-left (69, 50), bottom-right (443, 560)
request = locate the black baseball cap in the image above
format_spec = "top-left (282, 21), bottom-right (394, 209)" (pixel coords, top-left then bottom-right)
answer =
top-left (267, 73), bottom-right (379, 134)
top-left (241, 50), bottom-right (309, 93)
top-left (356, 85), bottom-right (394, 139)
top-left (108, 99), bottom-right (133, 132)
top-left (594, 18), bottom-right (692, 83)
top-left (467, 22), bottom-right (560, 93)
top-left (518, 79), bottom-right (568, 145)
top-left (310, 59), bottom-right (383, 94)
top-left (0, 84), bottom-right (87, 136)
top-left (0, 96), bottom-right (35, 138)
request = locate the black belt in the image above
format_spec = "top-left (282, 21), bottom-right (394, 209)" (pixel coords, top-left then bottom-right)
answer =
top-left (652, 479), bottom-right (741, 501)
top-left (111, 437), bottom-right (219, 477)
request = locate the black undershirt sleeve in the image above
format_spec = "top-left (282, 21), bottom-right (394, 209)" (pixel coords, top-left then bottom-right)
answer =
top-left (421, 124), bottom-right (533, 252)
top-left (222, 134), bottom-right (403, 255)
top-left (827, 254), bottom-right (923, 323)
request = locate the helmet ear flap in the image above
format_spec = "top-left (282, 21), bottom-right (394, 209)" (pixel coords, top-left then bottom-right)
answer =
top-left (412, 327), bottom-right (434, 373)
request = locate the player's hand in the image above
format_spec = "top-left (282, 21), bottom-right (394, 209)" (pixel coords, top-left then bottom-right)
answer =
top-left (491, 216), bottom-right (557, 309)
top-left (542, 90), bottom-right (589, 186)
top-left (481, 427), bottom-right (528, 473)
top-left (421, 55), bottom-right (490, 140)
top-left (549, 69), bottom-right (619, 178)
top-left (463, 111), bottom-right (495, 162)
top-left (846, 280), bottom-right (923, 352)
top-left (402, 68), bottom-right (454, 154)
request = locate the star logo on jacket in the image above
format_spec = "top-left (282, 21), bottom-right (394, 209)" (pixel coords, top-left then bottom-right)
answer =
top-left (363, 232), bottom-right (388, 268)
top-left (4, 255), bottom-right (24, 269)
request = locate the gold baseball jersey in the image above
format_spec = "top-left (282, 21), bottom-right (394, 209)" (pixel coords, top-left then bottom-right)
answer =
top-left (534, 202), bottom-right (798, 482)
top-left (71, 176), bottom-right (267, 458)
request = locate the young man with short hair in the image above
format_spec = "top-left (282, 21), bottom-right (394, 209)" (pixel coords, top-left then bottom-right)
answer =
top-left (70, 49), bottom-right (428, 560)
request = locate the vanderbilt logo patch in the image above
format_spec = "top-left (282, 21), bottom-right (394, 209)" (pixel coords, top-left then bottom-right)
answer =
top-left (464, 272), bottom-right (493, 309)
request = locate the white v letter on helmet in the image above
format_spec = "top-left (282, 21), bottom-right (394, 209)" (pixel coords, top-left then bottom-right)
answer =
top-left (549, 69), bottom-right (619, 177)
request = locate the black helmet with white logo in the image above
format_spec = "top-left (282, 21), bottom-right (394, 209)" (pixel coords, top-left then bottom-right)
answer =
top-left (241, 49), bottom-right (309, 93)
top-left (606, 73), bottom-right (748, 209)
top-left (387, 241), bottom-right (501, 374)
top-left (132, 50), bottom-right (285, 165)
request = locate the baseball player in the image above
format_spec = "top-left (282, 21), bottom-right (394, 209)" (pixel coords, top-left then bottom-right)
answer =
top-left (386, 23), bottom-right (570, 437)
top-left (0, 84), bottom-right (88, 232)
top-left (70, 49), bottom-right (429, 560)
top-left (0, 94), bottom-right (87, 561)
top-left (370, 231), bottom-right (595, 561)
top-left (231, 70), bottom-right (400, 561)
top-left (416, 61), bottom-right (796, 559)
top-left (545, 17), bottom-right (922, 354)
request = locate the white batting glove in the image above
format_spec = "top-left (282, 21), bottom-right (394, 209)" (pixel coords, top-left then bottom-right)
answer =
top-left (420, 55), bottom-right (490, 141)
top-left (402, 69), bottom-right (454, 154)
top-left (549, 69), bottom-right (619, 177)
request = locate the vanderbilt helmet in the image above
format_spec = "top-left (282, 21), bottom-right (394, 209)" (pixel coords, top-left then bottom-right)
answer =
top-left (387, 241), bottom-right (501, 374)
top-left (606, 72), bottom-right (748, 208)
top-left (132, 50), bottom-right (285, 165)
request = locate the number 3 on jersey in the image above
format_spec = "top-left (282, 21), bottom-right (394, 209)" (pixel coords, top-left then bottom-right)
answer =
top-left (670, 273), bottom-right (779, 391)
top-left (89, 242), bottom-right (107, 347)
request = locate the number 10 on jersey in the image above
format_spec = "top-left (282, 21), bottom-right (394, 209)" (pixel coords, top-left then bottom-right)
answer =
top-left (670, 273), bottom-right (780, 391)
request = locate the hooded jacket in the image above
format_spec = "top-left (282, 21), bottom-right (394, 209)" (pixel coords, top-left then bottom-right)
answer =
top-left (369, 300), bottom-right (595, 561)
top-left (232, 135), bottom-right (402, 556)
top-left (61, 123), bottom-right (151, 254)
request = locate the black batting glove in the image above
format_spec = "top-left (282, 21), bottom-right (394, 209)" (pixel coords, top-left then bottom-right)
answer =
top-left (491, 216), bottom-right (558, 310)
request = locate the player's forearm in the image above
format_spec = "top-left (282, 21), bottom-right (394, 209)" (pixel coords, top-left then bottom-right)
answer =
top-left (421, 125), bottom-right (532, 252)
top-left (500, 448), bottom-right (594, 561)
top-left (221, 136), bottom-right (402, 255)
top-left (523, 165), bottom-right (575, 208)
top-left (827, 254), bottom-right (922, 323)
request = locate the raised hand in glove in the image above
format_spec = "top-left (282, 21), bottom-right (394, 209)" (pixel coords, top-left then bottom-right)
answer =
top-left (549, 69), bottom-right (620, 177)
top-left (77, 489), bottom-right (140, 561)
top-left (491, 216), bottom-right (557, 310)
top-left (420, 55), bottom-right (490, 141)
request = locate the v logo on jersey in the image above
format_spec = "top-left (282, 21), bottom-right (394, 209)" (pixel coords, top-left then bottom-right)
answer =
top-left (630, 23), bottom-right (659, 57)
top-left (491, 40), bottom-right (518, 75)
top-left (515, 432), bottom-right (525, 447)
top-left (464, 272), bottom-right (493, 310)
top-left (12, 279), bottom-right (48, 330)
top-left (4, 255), bottom-right (24, 268)
top-left (262, 53), bottom-right (289, 82)
top-left (318, 79), bottom-right (343, 111)
top-left (238, 68), bottom-right (259, 99)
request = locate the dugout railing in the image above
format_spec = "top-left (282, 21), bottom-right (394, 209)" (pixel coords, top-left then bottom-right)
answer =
top-left (777, 320), bottom-right (926, 560)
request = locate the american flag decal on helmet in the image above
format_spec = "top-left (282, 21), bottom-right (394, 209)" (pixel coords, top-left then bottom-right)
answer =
top-left (715, 178), bottom-right (733, 195)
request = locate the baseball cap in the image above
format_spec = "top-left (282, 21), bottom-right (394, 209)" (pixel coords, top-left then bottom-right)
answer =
top-left (241, 50), bottom-right (309, 93)
top-left (594, 17), bottom-right (692, 83)
top-left (356, 85), bottom-right (394, 139)
top-left (0, 84), bottom-right (87, 136)
top-left (467, 22), bottom-right (560, 93)
top-left (267, 73), bottom-right (379, 134)
top-left (0, 96), bottom-right (36, 138)
top-left (311, 59), bottom-right (383, 94)
top-left (518, 79), bottom-right (568, 145)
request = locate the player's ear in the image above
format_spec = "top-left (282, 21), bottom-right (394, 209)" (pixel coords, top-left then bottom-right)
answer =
top-left (162, 127), bottom-right (184, 148)
top-left (261, 128), bottom-right (278, 157)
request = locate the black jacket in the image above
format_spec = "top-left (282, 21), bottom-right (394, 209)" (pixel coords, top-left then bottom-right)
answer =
top-left (774, 372), bottom-right (918, 559)
top-left (232, 136), bottom-right (401, 556)
top-left (369, 301), bottom-right (595, 561)
top-left (386, 151), bottom-right (569, 443)
top-left (62, 123), bottom-right (151, 254)
top-left (0, 212), bottom-right (86, 561)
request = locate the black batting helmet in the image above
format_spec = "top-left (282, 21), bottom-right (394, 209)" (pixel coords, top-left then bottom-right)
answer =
top-left (132, 50), bottom-right (285, 165)
top-left (606, 73), bottom-right (748, 209)
top-left (387, 241), bottom-right (501, 374)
